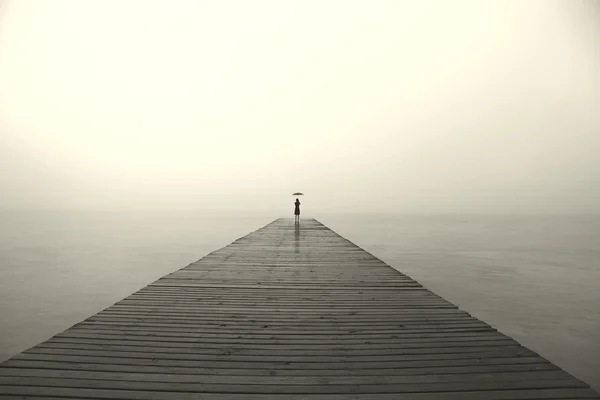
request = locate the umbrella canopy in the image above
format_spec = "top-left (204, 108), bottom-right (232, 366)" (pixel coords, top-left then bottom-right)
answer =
top-left (292, 192), bottom-right (304, 196)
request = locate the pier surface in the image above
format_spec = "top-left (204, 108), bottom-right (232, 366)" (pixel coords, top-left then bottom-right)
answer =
top-left (0, 218), bottom-right (598, 399)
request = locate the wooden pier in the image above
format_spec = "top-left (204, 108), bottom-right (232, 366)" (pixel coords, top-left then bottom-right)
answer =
top-left (0, 218), bottom-right (598, 399)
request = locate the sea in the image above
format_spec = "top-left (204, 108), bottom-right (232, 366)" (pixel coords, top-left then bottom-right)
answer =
top-left (1, 210), bottom-right (599, 390)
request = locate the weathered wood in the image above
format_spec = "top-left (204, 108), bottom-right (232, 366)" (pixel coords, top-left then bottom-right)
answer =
top-left (0, 360), bottom-right (561, 376)
top-left (94, 311), bottom-right (475, 320)
top-left (0, 368), bottom-right (573, 384)
top-left (0, 376), bottom-right (588, 393)
top-left (49, 333), bottom-right (514, 345)
top-left (105, 306), bottom-right (464, 314)
top-left (86, 318), bottom-right (479, 326)
top-left (0, 218), bottom-right (597, 399)
top-left (73, 321), bottom-right (493, 331)
top-left (1, 386), bottom-right (599, 400)
top-left (15, 349), bottom-right (540, 363)
top-left (42, 337), bottom-right (520, 348)
top-left (35, 342), bottom-right (524, 354)
top-left (23, 347), bottom-right (536, 361)
top-left (54, 329), bottom-right (499, 340)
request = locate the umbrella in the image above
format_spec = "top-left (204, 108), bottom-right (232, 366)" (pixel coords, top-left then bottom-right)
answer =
top-left (292, 192), bottom-right (304, 196)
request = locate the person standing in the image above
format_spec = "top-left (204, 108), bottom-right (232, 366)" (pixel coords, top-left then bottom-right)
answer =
top-left (294, 198), bottom-right (301, 223)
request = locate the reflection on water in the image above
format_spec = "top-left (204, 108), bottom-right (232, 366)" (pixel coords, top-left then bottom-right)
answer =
top-left (294, 222), bottom-right (300, 254)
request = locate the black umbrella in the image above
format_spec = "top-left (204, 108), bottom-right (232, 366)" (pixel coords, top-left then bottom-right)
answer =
top-left (292, 192), bottom-right (304, 196)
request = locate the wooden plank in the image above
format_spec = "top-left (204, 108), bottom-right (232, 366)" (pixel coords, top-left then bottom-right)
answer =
top-left (79, 319), bottom-right (488, 328)
top-left (36, 340), bottom-right (523, 352)
top-left (71, 318), bottom-right (493, 328)
top-left (84, 314), bottom-right (483, 323)
top-left (127, 292), bottom-right (436, 298)
top-left (19, 348), bottom-right (538, 362)
top-left (0, 367), bottom-right (574, 385)
top-left (104, 306), bottom-right (465, 314)
top-left (77, 320), bottom-right (492, 331)
top-left (0, 386), bottom-right (599, 400)
top-left (28, 344), bottom-right (530, 357)
top-left (150, 283), bottom-right (429, 290)
top-left (42, 337), bottom-right (520, 348)
top-left (0, 360), bottom-right (561, 376)
top-left (94, 311), bottom-right (475, 320)
top-left (0, 368), bottom-right (574, 384)
top-left (0, 218), bottom-right (597, 399)
top-left (0, 376), bottom-right (588, 393)
top-left (50, 333), bottom-right (514, 345)
top-left (55, 328), bottom-right (498, 340)
top-left (116, 298), bottom-right (445, 304)
top-left (55, 329), bottom-right (509, 338)
top-left (8, 354), bottom-right (551, 369)
top-left (96, 308), bottom-right (470, 316)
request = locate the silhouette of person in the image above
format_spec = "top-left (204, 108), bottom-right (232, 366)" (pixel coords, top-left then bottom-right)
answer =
top-left (294, 198), bottom-right (301, 223)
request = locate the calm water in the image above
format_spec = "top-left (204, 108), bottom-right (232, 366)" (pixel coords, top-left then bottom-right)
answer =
top-left (1, 211), bottom-right (599, 390)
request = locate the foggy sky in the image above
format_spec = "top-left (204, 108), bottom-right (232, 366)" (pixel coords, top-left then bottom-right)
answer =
top-left (0, 0), bottom-right (598, 214)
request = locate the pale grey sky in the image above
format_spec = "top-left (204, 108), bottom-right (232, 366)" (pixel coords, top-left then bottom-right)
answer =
top-left (0, 0), bottom-right (598, 214)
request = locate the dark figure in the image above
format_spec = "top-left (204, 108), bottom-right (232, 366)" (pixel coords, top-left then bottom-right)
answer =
top-left (294, 198), bottom-right (301, 223)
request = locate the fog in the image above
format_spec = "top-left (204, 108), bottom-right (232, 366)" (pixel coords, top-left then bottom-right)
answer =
top-left (0, 0), bottom-right (598, 214)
